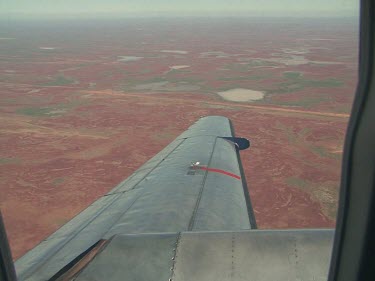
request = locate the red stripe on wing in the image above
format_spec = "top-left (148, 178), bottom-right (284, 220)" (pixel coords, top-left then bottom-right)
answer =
top-left (198, 166), bottom-right (241, 180)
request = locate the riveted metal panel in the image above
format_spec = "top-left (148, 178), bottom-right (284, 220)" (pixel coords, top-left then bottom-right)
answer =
top-left (75, 234), bottom-right (178, 281)
top-left (173, 230), bottom-right (334, 281)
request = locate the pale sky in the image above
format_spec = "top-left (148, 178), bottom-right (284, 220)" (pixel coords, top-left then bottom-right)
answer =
top-left (1, 0), bottom-right (359, 18)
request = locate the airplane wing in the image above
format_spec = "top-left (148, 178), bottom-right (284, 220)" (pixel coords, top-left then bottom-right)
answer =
top-left (14, 116), bottom-right (333, 281)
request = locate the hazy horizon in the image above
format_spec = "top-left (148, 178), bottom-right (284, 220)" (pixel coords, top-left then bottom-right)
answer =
top-left (1, 0), bottom-right (359, 19)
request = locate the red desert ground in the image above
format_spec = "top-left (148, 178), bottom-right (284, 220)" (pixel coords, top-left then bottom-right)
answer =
top-left (0, 18), bottom-right (357, 259)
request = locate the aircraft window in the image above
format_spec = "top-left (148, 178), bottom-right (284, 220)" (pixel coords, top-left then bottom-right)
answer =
top-left (0, 1), bottom-right (359, 279)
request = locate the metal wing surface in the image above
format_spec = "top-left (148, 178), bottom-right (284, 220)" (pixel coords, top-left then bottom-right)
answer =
top-left (15, 116), bottom-right (255, 280)
top-left (15, 116), bottom-right (333, 281)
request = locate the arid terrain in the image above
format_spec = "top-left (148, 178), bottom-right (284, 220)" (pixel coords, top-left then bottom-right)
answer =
top-left (0, 17), bottom-right (357, 259)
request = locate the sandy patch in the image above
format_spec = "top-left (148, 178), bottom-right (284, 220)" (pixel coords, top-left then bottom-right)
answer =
top-left (217, 88), bottom-right (264, 102)
top-left (160, 50), bottom-right (188, 54)
top-left (133, 81), bottom-right (200, 92)
top-left (244, 55), bottom-right (344, 66)
top-left (39, 47), bottom-right (56, 50)
top-left (200, 51), bottom-right (230, 58)
top-left (27, 89), bottom-right (41, 94)
top-left (200, 51), bottom-right (242, 58)
top-left (46, 109), bottom-right (67, 115)
top-left (309, 61), bottom-right (345, 65)
top-left (117, 56), bottom-right (143, 62)
top-left (271, 55), bottom-right (309, 66)
top-left (60, 66), bottom-right (82, 72)
top-left (133, 81), bottom-right (168, 90)
top-left (282, 48), bottom-right (310, 55)
top-left (297, 38), bottom-right (337, 41)
top-left (169, 65), bottom-right (190, 70)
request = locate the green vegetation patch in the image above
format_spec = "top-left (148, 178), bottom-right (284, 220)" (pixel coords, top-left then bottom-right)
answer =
top-left (268, 77), bottom-right (343, 95)
top-left (283, 70), bottom-right (341, 88)
top-left (286, 176), bottom-right (338, 220)
top-left (223, 60), bottom-right (278, 73)
top-left (2, 98), bottom-right (18, 104)
top-left (17, 98), bottom-right (87, 117)
top-left (274, 122), bottom-right (311, 144)
top-left (283, 71), bottom-right (303, 79)
top-left (201, 103), bottom-right (239, 110)
top-left (311, 145), bottom-right (341, 160)
top-left (51, 177), bottom-right (65, 186)
top-left (217, 75), bottom-right (266, 81)
top-left (301, 79), bottom-right (343, 88)
top-left (167, 69), bottom-right (192, 75)
top-left (224, 63), bottom-right (250, 73)
top-left (270, 96), bottom-right (329, 108)
top-left (139, 69), bottom-right (153, 74)
top-left (167, 77), bottom-right (203, 84)
top-left (245, 59), bottom-right (278, 68)
top-left (0, 157), bottom-right (21, 165)
top-left (44, 75), bottom-right (76, 86)
top-left (268, 70), bottom-right (344, 96)
top-left (122, 75), bottom-right (204, 91)
top-left (122, 76), bottom-right (164, 88)
top-left (17, 107), bottom-right (56, 116)
top-left (286, 177), bottom-right (309, 189)
top-left (151, 131), bottom-right (176, 142)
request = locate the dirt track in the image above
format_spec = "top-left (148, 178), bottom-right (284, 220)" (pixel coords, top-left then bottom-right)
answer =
top-left (81, 90), bottom-right (350, 119)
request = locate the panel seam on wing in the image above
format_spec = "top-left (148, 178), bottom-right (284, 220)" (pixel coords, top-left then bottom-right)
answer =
top-left (187, 137), bottom-right (218, 231)
top-left (101, 139), bottom-right (187, 238)
top-left (169, 232), bottom-right (182, 281)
